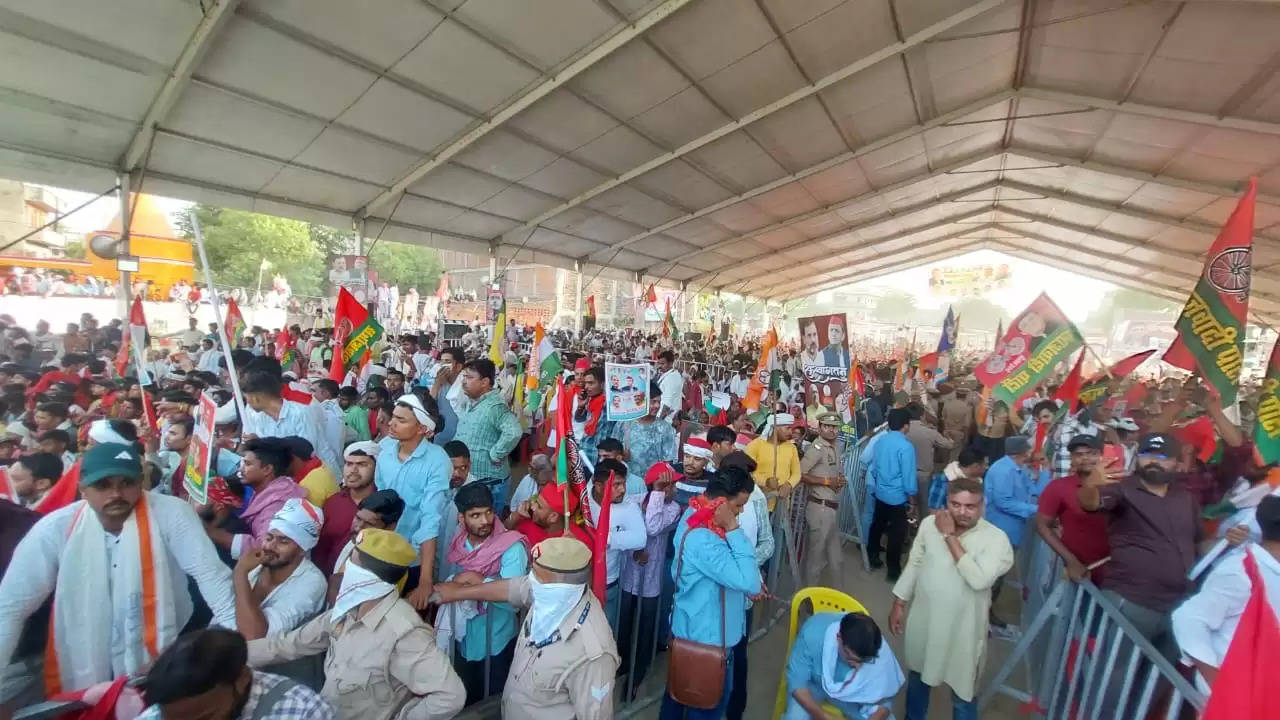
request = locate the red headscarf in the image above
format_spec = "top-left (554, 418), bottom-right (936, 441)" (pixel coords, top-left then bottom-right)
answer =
top-left (686, 495), bottom-right (727, 540)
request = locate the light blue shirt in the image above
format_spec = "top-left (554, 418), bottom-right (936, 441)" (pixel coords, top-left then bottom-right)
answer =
top-left (375, 436), bottom-right (453, 555)
top-left (785, 613), bottom-right (896, 720)
top-left (243, 399), bottom-right (338, 471)
top-left (670, 508), bottom-right (761, 647)
top-left (867, 431), bottom-right (917, 506)
top-left (456, 541), bottom-right (528, 662)
top-left (983, 455), bottom-right (1050, 547)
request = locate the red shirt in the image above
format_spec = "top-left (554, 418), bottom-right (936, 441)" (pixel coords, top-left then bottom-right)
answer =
top-left (514, 517), bottom-right (593, 549)
top-left (315, 490), bottom-right (359, 575)
top-left (1038, 474), bottom-right (1110, 581)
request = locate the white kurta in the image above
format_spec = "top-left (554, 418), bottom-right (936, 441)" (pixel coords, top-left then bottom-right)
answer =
top-left (892, 515), bottom-right (1013, 701)
top-left (1172, 546), bottom-right (1280, 690)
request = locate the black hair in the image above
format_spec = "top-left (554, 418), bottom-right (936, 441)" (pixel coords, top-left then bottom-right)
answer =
top-left (313, 378), bottom-right (339, 396)
top-left (280, 436), bottom-right (314, 461)
top-left (364, 386), bottom-right (390, 402)
top-left (171, 415), bottom-right (195, 438)
top-left (906, 402), bottom-right (925, 421)
top-left (707, 425), bottom-right (735, 446)
top-left (1032, 399), bottom-right (1058, 418)
top-left (658, 350), bottom-right (675, 363)
top-left (386, 369), bottom-right (406, 380)
top-left (87, 359), bottom-right (106, 375)
top-left (359, 489), bottom-right (405, 525)
top-left (706, 465), bottom-right (753, 499)
top-left (838, 612), bottom-right (882, 661)
top-left (597, 437), bottom-right (624, 454)
top-left (443, 439), bottom-right (470, 460)
top-left (38, 429), bottom-right (71, 448)
top-left (957, 447), bottom-right (986, 469)
top-left (649, 380), bottom-right (663, 398)
top-left (887, 408), bottom-right (910, 431)
top-left (439, 347), bottom-right (463, 365)
top-left (338, 385), bottom-right (360, 401)
top-left (16, 452), bottom-right (62, 481)
top-left (593, 458), bottom-right (627, 483)
top-left (242, 438), bottom-right (289, 477)
top-left (241, 370), bottom-right (283, 397)
top-left (142, 628), bottom-right (247, 706)
top-left (463, 358), bottom-right (496, 384)
top-left (35, 402), bottom-right (68, 420)
top-left (160, 390), bottom-right (196, 405)
top-left (242, 356), bottom-right (282, 376)
top-left (455, 482), bottom-right (495, 514)
top-left (585, 366), bottom-right (604, 383)
top-left (1258, 494), bottom-right (1280, 543)
top-left (230, 349), bottom-right (255, 369)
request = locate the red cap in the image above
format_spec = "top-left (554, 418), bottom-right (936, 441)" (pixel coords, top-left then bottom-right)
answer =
top-left (574, 358), bottom-right (591, 372)
top-left (644, 461), bottom-right (682, 488)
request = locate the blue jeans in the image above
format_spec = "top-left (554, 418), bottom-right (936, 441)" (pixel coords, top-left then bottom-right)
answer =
top-left (659, 654), bottom-right (733, 720)
top-left (905, 671), bottom-right (976, 720)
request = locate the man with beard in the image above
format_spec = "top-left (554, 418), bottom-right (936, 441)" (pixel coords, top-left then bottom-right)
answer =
top-left (315, 441), bottom-right (381, 574)
top-left (0, 444), bottom-right (236, 697)
top-left (1079, 432), bottom-right (1237, 659)
top-left (437, 483), bottom-right (528, 705)
top-left (232, 499), bottom-right (328, 641)
top-left (672, 436), bottom-right (717, 508)
top-left (508, 480), bottom-right (594, 548)
top-left (435, 536), bottom-right (619, 720)
top-left (136, 628), bottom-right (334, 720)
top-left (248, 529), bottom-right (466, 719)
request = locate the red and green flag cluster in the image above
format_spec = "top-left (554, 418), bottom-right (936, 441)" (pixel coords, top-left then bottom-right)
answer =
top-left (1256, 338), bottom-right (1280, 465)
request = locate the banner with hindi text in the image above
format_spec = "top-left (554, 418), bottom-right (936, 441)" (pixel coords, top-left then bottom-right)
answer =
top-left (798, 313), bottom-right (851, 423)
top-left (975, 293), bottom-right (1083, 408)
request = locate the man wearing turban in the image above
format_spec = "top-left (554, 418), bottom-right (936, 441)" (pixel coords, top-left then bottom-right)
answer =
top-left (231, 498), bottom-right (328, 641)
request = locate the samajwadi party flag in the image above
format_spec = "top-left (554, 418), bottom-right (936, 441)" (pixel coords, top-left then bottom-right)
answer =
top-left (224, 297), bottom-right (247, 348)
top-left (1077, 349), bottom-right (1157, 408)
top-left (329, 287), bottom-right (382, 382)
top-left (1164, 177), bottom-right (1256, 406)
top-left (742, 326), bottom-right (777, 411)
top-left (975, 292), bottom-right (1082, 408)
top-left (1256, 338), bottom-right (1280, 464)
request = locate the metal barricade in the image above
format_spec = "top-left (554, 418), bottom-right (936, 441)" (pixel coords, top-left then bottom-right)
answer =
top-left (979, 576), bottom-right (1206, 719)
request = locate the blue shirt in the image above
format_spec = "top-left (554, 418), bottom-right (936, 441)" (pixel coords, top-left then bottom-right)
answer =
top-left (456, 541), bottom-right (528, 662)
top-left (867, 431), bottom-right (917, 506)
top-left (786, 613), bottom-right (895, 718)
top-left (983, 455), bottom-right (1050, 547)
top-left (670, 508), bottom-right (761, 647)
top-left (375, 436), bottom-right (453, 553)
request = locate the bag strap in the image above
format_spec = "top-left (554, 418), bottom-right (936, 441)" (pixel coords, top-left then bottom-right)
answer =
top-left (251, 676), bottom-right (299, 720)
top-left (675, 528), bottom-right (728, 653)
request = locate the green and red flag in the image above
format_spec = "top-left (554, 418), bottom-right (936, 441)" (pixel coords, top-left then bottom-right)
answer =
top-left (662, 297), bottom-right (677, 339)
top-left (585, 295), bottom-right (596, 318)
top-left (1077, 349), bottom-right (1157, 408)
top-left (1256, 338), bottom-right (1280, 464)
top-left (644, 283), bottom-right (658, 305)
top-left (975, 292), bottom-right (1083, 409)
top-left (1164, 177), bottom-right (1256, 406)
top-left (224, 297), bottom-right (246, 349)
top-left (328, 287), bottom-right (382, 382)
top-left (848, 357), bottom-right (866, 415)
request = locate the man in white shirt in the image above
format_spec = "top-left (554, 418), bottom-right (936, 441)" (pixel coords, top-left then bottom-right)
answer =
top-left (197, 338), bottom-right (223, 373)
top-left (241, 369), bottom-right (337, 472)
top-left (729, 365), bottom-right (751, 399)
top-left (587, 458), bottom-right (646, 634)
top-left (1172, 494), bottom-right (1280, 693)
top-left (232, 498), bottom-right (328, 641)
top-left (0, 443), bottom-right (236, 696)
top-left (655, 350), bottom-right (684, 425)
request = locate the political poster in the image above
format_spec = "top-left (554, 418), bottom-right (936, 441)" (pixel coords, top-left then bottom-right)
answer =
top-left (605, 362), bottom-right (651, 422)
top-left (797, 314), bottom-right (851, 422)
top-left (975, 293), bottom-right (1083, 408)
top-left (183, 391), bottom-right (217, 505)
top-left (927, 263), bottom-right (1012, 296)
top-left (328, 255), bottom-right (370, 303)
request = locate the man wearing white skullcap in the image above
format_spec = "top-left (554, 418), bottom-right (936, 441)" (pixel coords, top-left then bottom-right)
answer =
top-left (232, 498), bottom-right (328, 641)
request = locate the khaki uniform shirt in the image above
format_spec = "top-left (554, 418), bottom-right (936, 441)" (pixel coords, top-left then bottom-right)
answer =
top-left (247, 592), bottom-right (465, 720)
top-left (799, 436), bottom-right (842, 503)
top-left (503, 576), bottom-right (620, 720)
top-left (941, 398), bottom-right (972, 438)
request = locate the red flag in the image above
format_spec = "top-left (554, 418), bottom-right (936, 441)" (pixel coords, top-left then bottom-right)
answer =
top-left (140, 392), bottom-right (159, 440)
top-left (35, 460), bottom-right (80, 515)
top-left (591, 470), bottom-right (615, 604)
top-left (1078, 349), bottom-right (1157, 408)
top-left (1164, 178), bottom-right (1256, 405)
top-left (329, 288), bottom-right (381, 383)
top-left (585, 296), bottom-right (596, 318)
top-left (1201, 549), bottom-right (1280, 720)
top-left (644, 283), bottom-right (657, 305)
top-left (0, 467), bottom-right (12, 502)
top-left (1052, 349), bottom-right (1088, 413)
top-left (224, 297), bottom-right (246, 348)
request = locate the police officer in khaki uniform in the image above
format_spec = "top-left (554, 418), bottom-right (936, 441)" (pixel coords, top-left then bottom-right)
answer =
top-left (435, 536), bottom-right (619, 720)
top-left (247, 529), bottom-right (466, 720)
top-left (799, 413), bottom-right (846, 587)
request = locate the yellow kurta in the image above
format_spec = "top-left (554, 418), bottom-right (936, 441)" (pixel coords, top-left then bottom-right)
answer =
top-left (745, 436), bottom-right (801, 511)
top-left (891, 515), bottom-right (1013, 701)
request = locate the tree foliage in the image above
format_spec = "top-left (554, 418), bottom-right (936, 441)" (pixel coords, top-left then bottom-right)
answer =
top-left (175, 204), bottom-right (446, 297)
top-left (872, 290), bottom-right (918, 324)
top-left (1084, 288), bottom-right (1178, 332)
top-left (951, 296), bottom-right (1012, 330)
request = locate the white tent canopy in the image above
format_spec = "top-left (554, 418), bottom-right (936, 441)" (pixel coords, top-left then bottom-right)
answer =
top-left (3, 0), bottom-right (1280, 322)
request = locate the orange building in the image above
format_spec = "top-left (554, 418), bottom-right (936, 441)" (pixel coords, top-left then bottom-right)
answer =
top-left (84, 194), bottom-right (195, 292)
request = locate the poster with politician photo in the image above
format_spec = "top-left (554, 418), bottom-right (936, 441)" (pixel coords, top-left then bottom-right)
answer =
top-left (796, 314), bottom-right (851, 422)
top-left (605, 362), bottom-right (651, 422)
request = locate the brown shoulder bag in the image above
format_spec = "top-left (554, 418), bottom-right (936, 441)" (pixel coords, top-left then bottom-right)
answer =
top-left (665, 528), bottom-right (728, 709)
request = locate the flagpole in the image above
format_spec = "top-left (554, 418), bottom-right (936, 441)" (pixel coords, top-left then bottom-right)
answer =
top-left (189, 210), bottom-right (248, 423)
top-left (1082, 342), bottom-right (1114, 380)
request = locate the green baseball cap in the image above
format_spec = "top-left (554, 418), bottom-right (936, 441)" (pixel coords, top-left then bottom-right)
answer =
top-left (80, 442), bottom-right (143, 487)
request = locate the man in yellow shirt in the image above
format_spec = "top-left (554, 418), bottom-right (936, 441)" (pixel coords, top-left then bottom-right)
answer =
top-left (745, 413), bottom-right (801, 511)
top-left (281, 436), bottom-right (340, 507)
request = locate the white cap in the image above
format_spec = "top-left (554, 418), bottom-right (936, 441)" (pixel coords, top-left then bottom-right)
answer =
top-left (344, 440), bottom-right (381, 459)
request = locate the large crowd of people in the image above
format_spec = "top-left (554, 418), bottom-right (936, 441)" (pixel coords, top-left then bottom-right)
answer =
top-left (0, 302), bottom-right (1274, 720)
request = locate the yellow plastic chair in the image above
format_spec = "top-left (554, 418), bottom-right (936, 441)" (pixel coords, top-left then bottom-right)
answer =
top-left (772, 587), bottom-right (869, 720)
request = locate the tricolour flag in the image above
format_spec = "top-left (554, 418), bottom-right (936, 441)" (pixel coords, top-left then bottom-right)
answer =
top-left (224, 297), bottom-right (246, 348)
top-left (1164, 177), bottom-right (1256, 405)
top-left (329, 287), bottom-right (382, 382)
top-left (662, 297), bottom-right (677, 339)
top-left (742, 326), bottom-right (777, 411)
top-left (1256, 338), bottom-right (1280, 464)
top-left (976, 293), bottom-right (1082, 408)
top-left (585, 296), bottom-right (596, 318)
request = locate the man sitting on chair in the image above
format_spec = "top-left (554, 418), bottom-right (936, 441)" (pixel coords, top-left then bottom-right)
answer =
top-left (784, 611), bottom-right (903, 720)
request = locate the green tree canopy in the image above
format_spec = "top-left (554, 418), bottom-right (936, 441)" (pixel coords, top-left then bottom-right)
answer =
top-left (873, 290), bottom-right (918, 324)
top-left (368, 240), bottom-right (444, 293)
top-left (951, 296), bottom-right (1012, 332)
